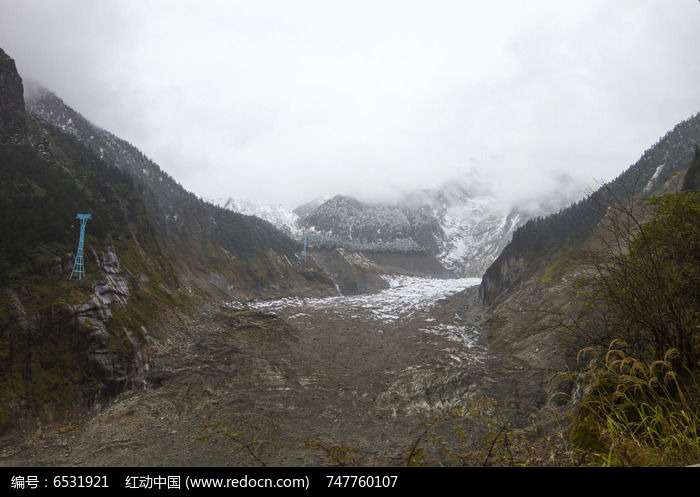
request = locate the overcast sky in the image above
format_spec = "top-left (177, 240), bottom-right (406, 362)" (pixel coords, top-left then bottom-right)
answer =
top-left (2, 1), bottom-right (700, 209)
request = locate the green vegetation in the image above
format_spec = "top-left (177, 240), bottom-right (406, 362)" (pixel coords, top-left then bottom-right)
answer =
top-left (0, 132), bottom-right (159, 284)
top-left (564, 190), bottom-right (700, 466)
top-left (579, 190), bottom-right (700, 367)
top-left (569, 341), bottom-right (699, 466)
top-left (0, 123), bottom-right (184, 433)
top-left (1, 76), bottom-right (325, 434)
top-left (539, 247), bottom-right (575, 285)
top-left (0, 280), bottom-right (93, 430)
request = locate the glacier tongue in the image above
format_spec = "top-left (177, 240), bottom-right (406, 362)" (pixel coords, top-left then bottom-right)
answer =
top-left (247, 275), bottom-right (481, 323)
top-left (245, 275), bottom-right (486, 366)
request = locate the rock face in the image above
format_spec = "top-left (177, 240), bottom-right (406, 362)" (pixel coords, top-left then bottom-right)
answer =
top-left (0, 48), bottom-right (26, 143)
top-left (73, 245), bottom-right (154, 396)
top-left (398, 181), bottom-right (528, 277)
top-left (479, 252), bottom-right (527, 306)
top-left (2, 245), bottom-right (154, 434)
top-left (101, 245), bottom-right (121, 274)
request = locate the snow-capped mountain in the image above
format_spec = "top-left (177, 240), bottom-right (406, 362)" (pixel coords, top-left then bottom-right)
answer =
top-left (25, 81), bottom-right (576, 279)
top-left (216, 171), bottom-right (580, 277)
top-left (298, 195), bottom-right (443, 254)
top-left (399, 181), bottom-right (524, 277)
top-left (213, 197), bottom-right (304, 239)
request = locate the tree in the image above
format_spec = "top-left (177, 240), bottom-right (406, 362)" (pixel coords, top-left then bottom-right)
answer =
top-left (580, 189), bottom-right (700, 372)
top-left (561, 189), bottom-right (700, 466)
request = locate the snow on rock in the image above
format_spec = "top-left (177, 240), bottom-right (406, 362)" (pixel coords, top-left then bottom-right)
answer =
top-left (246, 276), bottom-right (485, 363)
top-left (211, 170), bottom-right (577, 277)
top-left (247, 276), bottom-right (480, 323)
top-left (211, 197), bottom-right (303, 238)
top-left (644, 163), bottom-right (666, 193)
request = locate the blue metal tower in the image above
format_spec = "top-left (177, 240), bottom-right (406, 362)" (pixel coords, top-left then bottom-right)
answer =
top-left (69, 213), bottom-right (92, 280)
top-left (301, 234), bottom-right (307, 263)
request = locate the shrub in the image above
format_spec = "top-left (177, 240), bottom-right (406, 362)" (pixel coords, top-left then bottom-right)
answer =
top-left (570, 340), bottom-right (700, 466)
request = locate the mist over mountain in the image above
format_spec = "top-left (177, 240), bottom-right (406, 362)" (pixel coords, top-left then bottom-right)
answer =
top-left (22, 76), bottom-right (596, 282)
top-left (211, 197), bottom-right (305, 240)
top-left (481, 110), bottom-right (700, 307)
top-left (23, 82), bottom-right (313, 278)
top-left (0, 51), bottom-right (340, 434)
top-left (3, 35), bottom-right (700, 467)
top-left (216, 169), bottom-right (583, 277)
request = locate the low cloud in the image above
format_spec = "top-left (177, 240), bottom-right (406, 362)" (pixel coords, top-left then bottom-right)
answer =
top-left (2, 1), bottom-right (699, 210)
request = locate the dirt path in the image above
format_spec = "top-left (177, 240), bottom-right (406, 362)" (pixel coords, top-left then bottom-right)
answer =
top-left (1, 278), bottom-right (508, 467)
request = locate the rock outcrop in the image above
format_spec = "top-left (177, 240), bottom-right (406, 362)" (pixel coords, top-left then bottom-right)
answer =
top-left (1, 245), bottom-right (154, 433)
top-left (73, 245), bottom-right (154, 396)
top-left (0, 48), bottom-right (26, 143)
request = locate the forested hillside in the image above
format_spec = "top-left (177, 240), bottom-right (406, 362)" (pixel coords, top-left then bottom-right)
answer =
top-left (475, 114), bottom-right (700, 466)
top-left (0, 48), bottom-right (334, 433)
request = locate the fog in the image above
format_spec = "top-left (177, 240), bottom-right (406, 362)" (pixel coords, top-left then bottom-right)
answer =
top-left (2, 1), bottom-right (700, 210)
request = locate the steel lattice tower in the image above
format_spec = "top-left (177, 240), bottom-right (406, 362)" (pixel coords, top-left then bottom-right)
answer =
top-left (69, 213), bottom-right (92, 280)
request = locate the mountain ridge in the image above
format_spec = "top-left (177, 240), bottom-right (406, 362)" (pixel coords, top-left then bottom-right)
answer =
top-left (23, 80), bottom-right (339, 298)
top-left (480, 111), bottom-right (700, 306)
top-left (0, 48), bottom-right (338, 434)
top-left (463, 110), bottom-right (700, 429)
top-left (216, 173), bottom-right (582, 278)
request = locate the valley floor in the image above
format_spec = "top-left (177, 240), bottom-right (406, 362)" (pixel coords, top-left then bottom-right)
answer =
top-left (0, 277), bottom-right (548, 467)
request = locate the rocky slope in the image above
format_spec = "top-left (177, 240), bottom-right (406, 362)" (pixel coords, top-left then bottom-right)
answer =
top-left (481, 112), bottom-right (700, 307)
top-left (0, 50), bottom-right (25, 143)
top-left (24, 81), bottom-right (336, 299)
top-left (397, 180), bottom-right (524, 277)
top-left (0, 47), bottom-right (338, 436)
top-left (1, 278), bottom-right (542, 467)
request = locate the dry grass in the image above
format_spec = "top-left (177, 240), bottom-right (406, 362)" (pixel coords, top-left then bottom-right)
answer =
top-left (559, 340), bottom-right (700, 466)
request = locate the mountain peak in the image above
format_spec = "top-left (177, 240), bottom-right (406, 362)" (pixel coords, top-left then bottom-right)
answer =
top-left (0, 47), bottom-right (27, 143)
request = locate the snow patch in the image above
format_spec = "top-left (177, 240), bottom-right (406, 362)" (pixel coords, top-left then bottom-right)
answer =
top-left (211, 197), bottom-right (303, 239)
top-left (644, 164), bottom-right (666, 192)
top-left (247, 276), bottom-right (481, 323)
